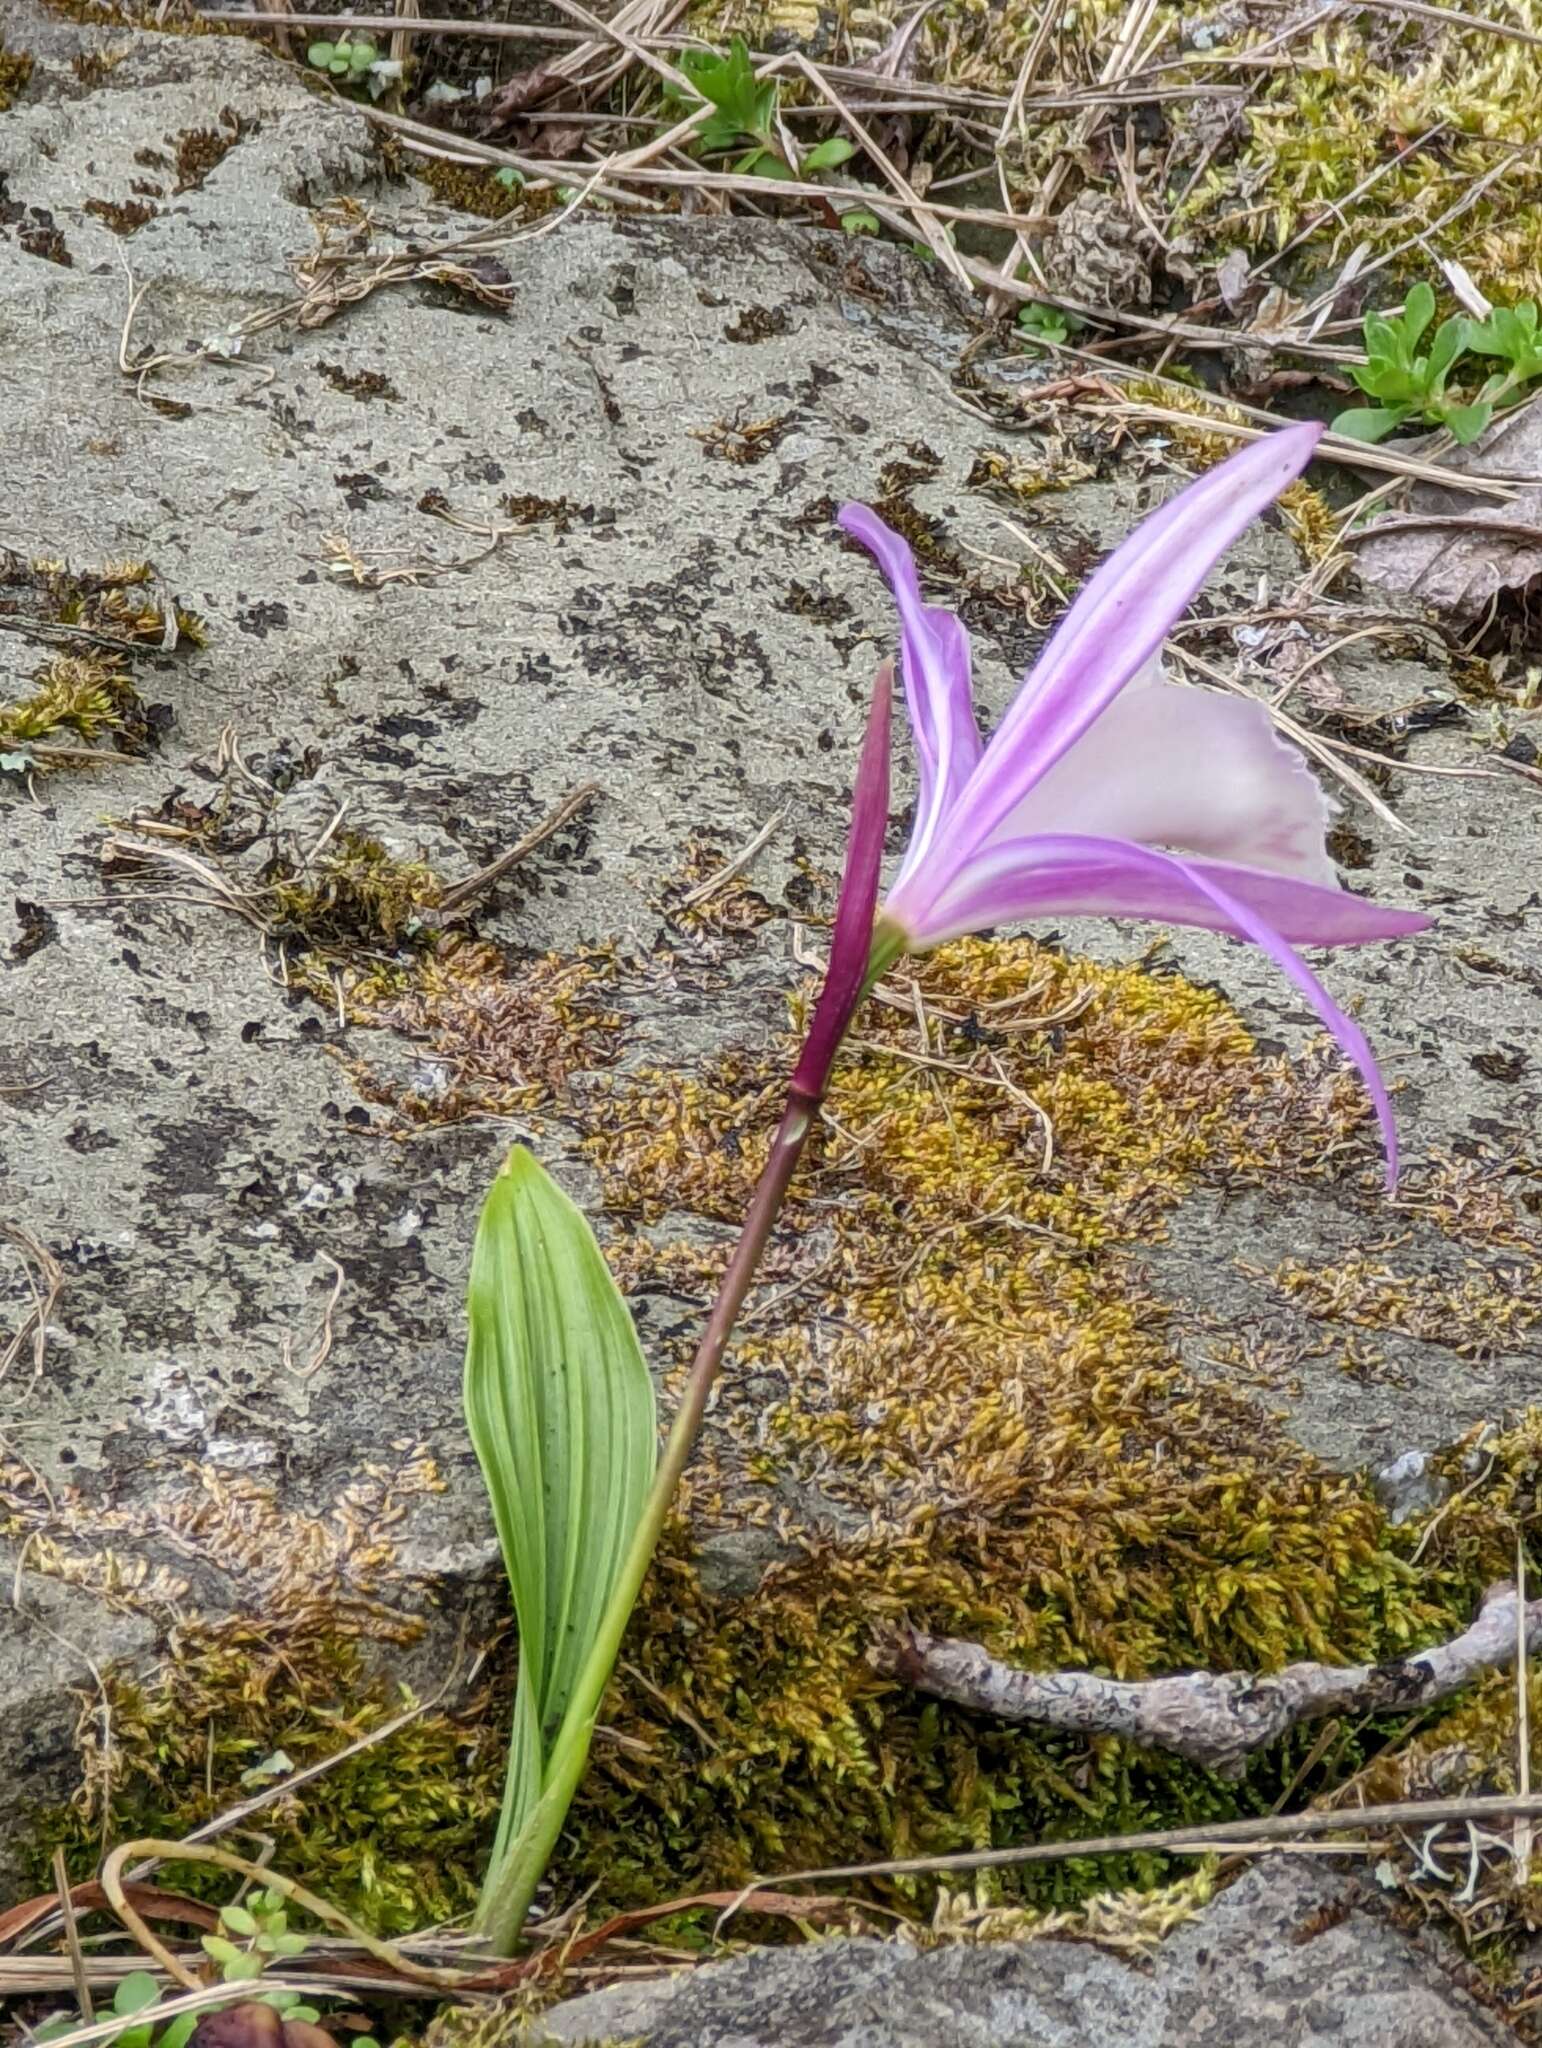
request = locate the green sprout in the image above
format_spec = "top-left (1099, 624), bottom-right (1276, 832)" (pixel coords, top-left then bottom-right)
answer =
top-left (662, 46), bottom-right (868, 204)
top-left (1466, 299), bottom-right (1542, 425)
top-left (1335, 283), bottom-right (1542, 446)
top-left (306, 38), bottom-right (400, 100)
top-left (665, 39), bottom-right (776, 151)
top-left (663, 38), bottom-right (793, 179)
top-left (31, 1901), bottom-right (338, 2048)
top-left (36, 1974), bottom-right (199, 2048)
top-left (202, 1885), bottom-right (311, 1984)
top-left (1016, 300), bottom-right (1083, 351)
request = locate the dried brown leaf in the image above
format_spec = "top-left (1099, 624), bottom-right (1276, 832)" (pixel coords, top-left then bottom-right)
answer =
top-left (1355, 404), bottom-right (1542, 619)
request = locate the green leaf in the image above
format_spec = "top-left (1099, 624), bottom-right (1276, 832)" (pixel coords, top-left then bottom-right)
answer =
top-left (34, 2020), bottom-right (80, 2043)
top-left (160, 2017), bottom-right (199, 2048)
top-left (1469, 302), bottom-right (1537, 360)
top-left (1442, 399), bottom-right (1493, 443)
top-left (113, 1975), bottom-right (160, 2019)
top-left (1351, 357), bottom-right (1413, 400)
top-left (268, 1934), bottom-right (309, 1958)
top-left (665, 38), bottom-right (777, 151)
top-left (219, 1904), bottom-right (259, 1937)
top-left (347, 40), bottom-right (376, 68)
top-left (840, 208), bottom-right (880, 235)
top-left (1425, 314), bottom-right (1469, 390)
top-left (201, 1936), bottom-right (244, 1966)
top-left (801, 135), bottom-right (856, 172)
top-left (306, 41), bottom-right (335, 65)
top-left (1400, 280), bottom-right (1435, 348)
top-left (1332, 404), bottom-right (1413, 443)
top-left (736, 146), bottom-right (793, 179)
top-left (223, 1955), bottom-right (265, 1984)
top-left (465, 1148), bottom-right (658, 1888)
top-left (1362, 311), bottom-right (1403, 365)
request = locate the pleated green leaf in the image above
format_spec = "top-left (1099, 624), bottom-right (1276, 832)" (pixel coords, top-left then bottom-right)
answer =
top-left (464, 1146), bottom-right (657, 1878)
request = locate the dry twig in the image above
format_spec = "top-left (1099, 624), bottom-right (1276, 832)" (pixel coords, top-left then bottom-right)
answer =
top-left (871, 1582), bottom-right (1542, 1779)
top-left (435, 782), bottom-right (602, 915)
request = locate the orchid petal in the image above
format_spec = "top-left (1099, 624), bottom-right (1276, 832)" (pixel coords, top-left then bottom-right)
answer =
top-left (914, 834), bottom-right (1430, 952)
top-left (837, 502), bottom-right (982, 882)
top-left (909, 831), bottom-right (1419, 1186)
top-left (995, 662), bottom-right (1340, 887)
top-left (950, 424), bottom-right (1322, 864)
top-left (791, 661), bottom-right (892, 1103)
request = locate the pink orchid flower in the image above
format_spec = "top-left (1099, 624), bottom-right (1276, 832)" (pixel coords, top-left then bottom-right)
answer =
top-left (838, 423), bottom-right (1430, 1184)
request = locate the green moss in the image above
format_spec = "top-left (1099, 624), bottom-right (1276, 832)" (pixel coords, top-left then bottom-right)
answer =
top-left (24, 932), bottom-right (1540, 1942)
top-left (411, 158), bottom-right (546, 222)
top-left (0, 549), bottom-right (206, 769)
top-left (0, 652), bottom-right (144, 750)
top-left (1173, 10), bottom-right (1542, 291)
top-left (32, 1625), bottom-right (503, 1935)
top-left (271, 829), bottom-right (445, 950)
top-left (545, 937), bottom-right (1542, 1914)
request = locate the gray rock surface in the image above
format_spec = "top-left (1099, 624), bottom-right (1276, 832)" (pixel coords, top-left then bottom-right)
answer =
top-left (0, 0), bottom-right (1538, 1915)
top-left (531, 1860), bottom-right (1515, 2046)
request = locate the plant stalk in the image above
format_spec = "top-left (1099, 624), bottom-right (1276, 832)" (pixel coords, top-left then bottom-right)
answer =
top-left (475, 929), bottom-right (903, 1950)
top-left (473, 671), bottom-right (898, 1953)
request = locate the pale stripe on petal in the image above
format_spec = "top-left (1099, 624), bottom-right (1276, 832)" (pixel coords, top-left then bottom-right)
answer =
top-left (992, 662), bottom-right (1341, 888)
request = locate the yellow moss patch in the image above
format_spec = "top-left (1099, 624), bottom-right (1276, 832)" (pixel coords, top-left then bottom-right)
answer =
top-left (0, 36), bottom-right (34, 109)
top-left (12, 1448), bottom-right (502, 1934)
top-left (32, 1626), bottom-right (502, 1935)
top-left (1277, 480), bottom-right (1340, 566)
top-left (555, 938), bottom-right (1536, 1911)
top-left (1178, 11), bottom-right (1542, 291)
top-left (659, 834), bottom-right (780, 936)
top-left (1268, 1254), bottom-right (1542, 1362)
top-left (344, 939), bottom-right (624, 1128)
top-left (929, 1862), bottom-right (1216, 1949)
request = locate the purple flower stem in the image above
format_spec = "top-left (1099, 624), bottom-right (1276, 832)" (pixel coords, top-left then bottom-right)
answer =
top-left (631, 660), bottom-right (896, 1584)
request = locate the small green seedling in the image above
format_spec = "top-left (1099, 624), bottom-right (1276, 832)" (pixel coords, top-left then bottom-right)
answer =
top-left (840, 206), bottom-right (881, 235)
top-left (306, 38), bottom-right (399, 99)
top-left (1336, 284), bottom-right (1542, 446)
top-left (1335, 282), bottom-right (1482, 443)
top-left (202, 1886), bottom-right (311, 1983)
top-left (664, 38), bottom-right (796, 178)
top-left (30, 1894), bottom-right (381, 2048)
top-left (36, 1973), bottom-right (199, 2048)
top-left (665, 39), bottom-right (776, 152)
top-left (1016, 300), bottom-right (1082, 350)
top-left (1467, 299), bottom-right (1542, 413)
top-left (308, 37), bottom-right (375, 78)
top-left (663, 48), bottom-right (868, 193)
